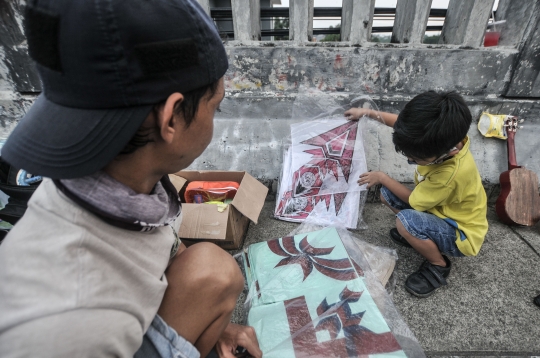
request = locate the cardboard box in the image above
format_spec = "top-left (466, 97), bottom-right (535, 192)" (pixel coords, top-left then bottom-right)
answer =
top-left (169, 171), bottom-right (268, 250)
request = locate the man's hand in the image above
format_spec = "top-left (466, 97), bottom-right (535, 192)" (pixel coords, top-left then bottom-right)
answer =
top-left (215, 323), bottom-right (262, 358)
top-left (358, 171), bottom-right (387, 189)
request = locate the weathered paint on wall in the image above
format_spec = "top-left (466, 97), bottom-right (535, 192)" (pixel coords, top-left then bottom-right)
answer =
top-left (223, 44), bottom-right (517, 96)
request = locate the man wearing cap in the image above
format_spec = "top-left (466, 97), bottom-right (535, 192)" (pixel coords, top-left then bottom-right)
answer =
top-left (0, 1), bottom-right (261, 357)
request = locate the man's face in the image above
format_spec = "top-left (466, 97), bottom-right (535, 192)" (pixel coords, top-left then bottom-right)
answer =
top-left (173, 77), bottom-right (225, 169)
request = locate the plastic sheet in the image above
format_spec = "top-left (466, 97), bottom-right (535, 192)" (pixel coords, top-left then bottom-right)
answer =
top-left (290, 119), bottom-right (367, 196)
top-left (274, 146), bottom-right (362, 229)
top-left (273, 90), bottom-right (380, 229)
top-left (288, 222), bottom-right (398, 296)
top-left (290, 90), bottom-right (375, 199)
top-left (238, 225), bottom-right (425, 358)
top-left (291, 88), bottom-right (381, 124)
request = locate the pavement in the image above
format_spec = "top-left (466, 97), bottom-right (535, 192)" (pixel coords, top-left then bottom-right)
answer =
top-left (232, 198), bottom-right (540, 358)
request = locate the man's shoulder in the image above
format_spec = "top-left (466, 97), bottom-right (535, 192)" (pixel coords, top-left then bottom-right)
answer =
top-left (2, 179), bottom-right (87, 247)
top-left (26, 178), bottom-right (85, 219)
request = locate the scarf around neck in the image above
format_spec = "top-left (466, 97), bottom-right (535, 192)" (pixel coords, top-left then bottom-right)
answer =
top-left (55, 171), bottom-right (181, 232)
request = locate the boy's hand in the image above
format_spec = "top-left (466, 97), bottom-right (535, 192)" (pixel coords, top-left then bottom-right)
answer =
top-left (358, 171), bottom-right (387, 189)
top-left (345, 108), bottom-right (398, 128)
top-left (344, 108), bottom-right (369, 121)
top-left (216, 323), bottom-right (262, 358)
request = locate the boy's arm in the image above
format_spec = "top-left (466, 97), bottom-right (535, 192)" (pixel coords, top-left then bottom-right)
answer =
top-left (358, 171), bottom-right (412, 203)
top-left (344, 108), bottom-right (398, 128)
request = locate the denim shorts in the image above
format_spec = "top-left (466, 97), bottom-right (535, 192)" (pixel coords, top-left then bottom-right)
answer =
top-left (134, 315), bottom-right (200, 358)
top-left (380, 186), bottom-right (465, 257)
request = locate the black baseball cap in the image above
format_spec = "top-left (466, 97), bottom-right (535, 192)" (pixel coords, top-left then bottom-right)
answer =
top-left (2, 0), bottom-right (228, 179)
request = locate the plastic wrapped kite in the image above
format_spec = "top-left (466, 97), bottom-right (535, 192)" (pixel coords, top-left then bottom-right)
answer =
top-left (290, 119), bottom-right (367, 196)
top-left (239, 226), bottom-right (425, 358)
top-left (274, 91), bottom-right (377, 229)
top-left (275, 146), bottom-right (363, 228)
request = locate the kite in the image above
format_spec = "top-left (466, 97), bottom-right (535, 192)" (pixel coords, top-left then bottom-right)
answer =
top-left (242, 228), bottom-right (406, 358)
top-left (291, 119), bottom-right (367, 196)
top-left (274, 119), bottom-right (367, 228)
top-left (275, 147), bottom-right (360, 228)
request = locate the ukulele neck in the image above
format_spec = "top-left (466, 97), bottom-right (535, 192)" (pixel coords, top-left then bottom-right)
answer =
top-left (507, 130), bottom-right (520, 170)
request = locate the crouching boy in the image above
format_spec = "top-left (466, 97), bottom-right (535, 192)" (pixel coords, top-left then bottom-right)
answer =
top-left (345, 91), bottom-right (488, 298)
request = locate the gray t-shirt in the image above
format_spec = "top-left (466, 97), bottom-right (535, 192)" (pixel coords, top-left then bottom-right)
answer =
top-left (0, 179), bottom-right (177, 357)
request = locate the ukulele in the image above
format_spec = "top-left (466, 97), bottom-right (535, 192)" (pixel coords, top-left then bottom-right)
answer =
top-left (495, 116), bottom-right (540, 226)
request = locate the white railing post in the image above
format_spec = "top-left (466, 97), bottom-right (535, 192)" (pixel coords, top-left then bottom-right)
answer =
top-left (391, 0), bottom-right (432, 44)
top-left (439, 0), bottom-right (495, 47)
top-left (290, 0), bottom-right (314, 43)
top-left (231, 0), bottom-right (261, 41)
top-left (341, 0), bottom-right (376, 45)
top-left (196, 0), bottom-right (211, 16)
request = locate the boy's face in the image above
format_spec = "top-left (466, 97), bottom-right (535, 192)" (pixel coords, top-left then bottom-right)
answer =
top-left (405, 155), bottom-right (442, 166)
top-left (404, 146), bottom-right (459, 166)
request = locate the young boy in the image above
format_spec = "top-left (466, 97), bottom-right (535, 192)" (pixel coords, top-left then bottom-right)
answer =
top-left (345, 91), bottom-right (488, 298)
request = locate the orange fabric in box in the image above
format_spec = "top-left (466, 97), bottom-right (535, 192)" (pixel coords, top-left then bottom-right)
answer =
top-left (184, 181), bottom-right (240, 203)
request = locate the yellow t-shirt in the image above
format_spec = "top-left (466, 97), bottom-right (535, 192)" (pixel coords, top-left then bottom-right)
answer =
top-left (409, 137), bottom-right (488, 256)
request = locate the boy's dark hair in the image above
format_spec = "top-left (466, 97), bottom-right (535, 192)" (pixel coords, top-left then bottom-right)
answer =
top-left (120, 80), bottom-right (220, 155)
top-left (393, 91), bottom-right (472, 160)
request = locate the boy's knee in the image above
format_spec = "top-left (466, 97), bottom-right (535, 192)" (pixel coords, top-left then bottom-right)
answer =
top-left (380, 191), bottom-right (387, 205)
top-left (395, 217), bottom-right (410, 236)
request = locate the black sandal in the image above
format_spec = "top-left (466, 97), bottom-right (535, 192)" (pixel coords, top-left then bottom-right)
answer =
top-left (389, 228), bottom-right (412, 248)
top-left (534, 294), bottom-right (540, 308)
top-left (405, 256), bottom-right (451, 298)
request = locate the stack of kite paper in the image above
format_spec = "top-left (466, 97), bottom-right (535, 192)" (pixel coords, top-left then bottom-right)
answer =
top-left (275, 120), bottom-right (368, 228)
top-left (242, 228), bottom-right (407, 358)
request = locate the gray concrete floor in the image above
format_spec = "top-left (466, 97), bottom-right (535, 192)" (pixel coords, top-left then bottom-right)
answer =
top-left (233, 200), bottom-right (540, 357)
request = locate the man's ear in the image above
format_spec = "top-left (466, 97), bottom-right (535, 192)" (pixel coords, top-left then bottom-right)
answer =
top-left (157, 93), bottom-right (184, 144)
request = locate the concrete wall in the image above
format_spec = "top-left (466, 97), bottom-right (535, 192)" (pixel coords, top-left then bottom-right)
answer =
top-left (190, 43), bottom-right (539, 187)
top-left (0, 0), bottom-right (37, 140)
top-left (0, 0), bottom-right (539, 190)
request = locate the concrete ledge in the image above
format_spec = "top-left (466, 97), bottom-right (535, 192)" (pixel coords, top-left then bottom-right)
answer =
top-left (224, 46), bottom-right (517, 96)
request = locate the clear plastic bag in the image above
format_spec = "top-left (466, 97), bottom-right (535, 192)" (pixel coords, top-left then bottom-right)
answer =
top-left (291, 88), bottom-right (381, 123)
top-left (273, 90), bottom-right (380, 229)
top-left (287, 222), bottom-right (397, 296)
top-left (290, 118), bottom-right (367, 196)
top-left (274, 146), bottom-right (362, 229)
top-left (236, 225), bottom-right (425, 358)
top-left (290, 90), bottom-right (378, 198)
